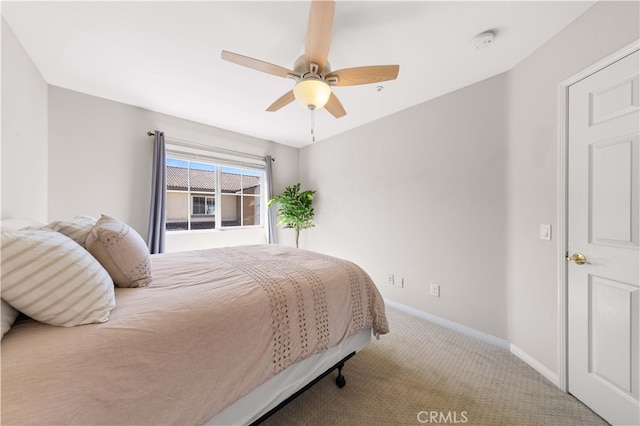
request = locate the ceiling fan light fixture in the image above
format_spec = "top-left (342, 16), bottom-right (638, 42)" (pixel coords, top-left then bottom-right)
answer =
top-left (293, 78), bottom-right (331, 110)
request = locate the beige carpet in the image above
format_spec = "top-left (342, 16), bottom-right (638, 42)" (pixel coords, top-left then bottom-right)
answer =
top-left (261, 306), bottom-right (608, 426)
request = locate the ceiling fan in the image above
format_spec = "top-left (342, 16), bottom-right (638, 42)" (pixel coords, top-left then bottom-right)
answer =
top-left (221, 0), bottom-right (399, 119)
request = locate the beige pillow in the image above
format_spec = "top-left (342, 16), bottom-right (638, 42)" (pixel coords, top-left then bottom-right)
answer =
top-left (86, 215), bottom-right (152, 288)
top-left (1, 299), bottom-right (19, 339)
top-left (43, 216), bottom-right (97, 247)
top-left (1, 229), bottom-right (115, 327)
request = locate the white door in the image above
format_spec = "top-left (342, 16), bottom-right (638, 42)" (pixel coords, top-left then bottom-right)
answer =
top-left (567, 49), bottom-right (639, 426)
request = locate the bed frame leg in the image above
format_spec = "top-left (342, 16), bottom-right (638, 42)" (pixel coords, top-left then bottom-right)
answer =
top-left (335, 362), bottom-right (346, 388)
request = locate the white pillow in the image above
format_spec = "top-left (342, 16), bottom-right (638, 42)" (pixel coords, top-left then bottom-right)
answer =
top-left (86, 215), bottom-right (152, 288)
top-left (1, 229), bottom-right (116, 327)
top-left (42, 216), bottom-right (97, 248)
top-left (1, 299), bottom-right (19, 339)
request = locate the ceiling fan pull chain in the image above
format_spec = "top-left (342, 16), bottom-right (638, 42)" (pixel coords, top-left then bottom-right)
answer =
top-left (310, 108), bottom-right (316, 143)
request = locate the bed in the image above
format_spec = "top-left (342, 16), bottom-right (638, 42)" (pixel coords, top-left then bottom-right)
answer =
top-left (0, 216), bottom-right (388, 425)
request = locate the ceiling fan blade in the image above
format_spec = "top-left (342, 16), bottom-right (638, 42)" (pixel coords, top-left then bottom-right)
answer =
top-left (221, 50), bottom-right (299, 79)
top-left (305, 0), bottom-right (335, 74)
top-left (266, 90), bottom-right (295, 112)
top-left (326, 65), bottom-right (400, 86)
top-left (325, 92), bottom-right (346, 118)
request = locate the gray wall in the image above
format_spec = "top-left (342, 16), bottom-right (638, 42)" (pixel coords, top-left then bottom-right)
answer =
top-left (505, 0), bottom-right (640, 374)
top-left (1, 18), bottom-right (48, 222)
top-left (300, 0), bottom-right (639, 381)
top-left (48, 87), bottom-right (300, 242)
top-left (2, 16), bottom-right (299, 243)
top-left (301, 73), bottom-right (509, 339)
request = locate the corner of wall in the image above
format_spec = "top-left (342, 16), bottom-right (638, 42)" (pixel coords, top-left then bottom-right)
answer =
top-left (1, 16), bottom-right (49, 222)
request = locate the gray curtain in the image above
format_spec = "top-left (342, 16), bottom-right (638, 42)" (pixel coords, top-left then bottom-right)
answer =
top-left (147, 131), bottom-right (166, 254)
top-left (265, 155), bottom-right (278, 244)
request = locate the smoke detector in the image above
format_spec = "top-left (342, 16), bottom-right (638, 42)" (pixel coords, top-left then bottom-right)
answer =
top-left (470, 30), bottom-right (496, 50)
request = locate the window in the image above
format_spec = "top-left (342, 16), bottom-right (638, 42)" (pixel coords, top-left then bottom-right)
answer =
top-left (165, 156), bottom-right (264, 231)
top-left (220, 167), bottom-right (261, 227)
top-left (192, 196), bottom-right (215, 215)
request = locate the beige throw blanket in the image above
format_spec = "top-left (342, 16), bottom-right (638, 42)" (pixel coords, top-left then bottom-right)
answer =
top-left (1, 245), bottom-right (388, 425)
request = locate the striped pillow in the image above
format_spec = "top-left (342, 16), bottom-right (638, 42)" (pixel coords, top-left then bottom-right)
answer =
top-left (43, 216), bottom-right (97, 248)
top-left (0, 229), bottom-right (116, 327)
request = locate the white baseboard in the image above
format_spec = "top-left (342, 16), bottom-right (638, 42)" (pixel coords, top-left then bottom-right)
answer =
top-left (509, 344), bottom-right (560, 388)
top-left (383, 298), bottom-right (561, 389)
top-left (383, 298), bottom-right (510, 350)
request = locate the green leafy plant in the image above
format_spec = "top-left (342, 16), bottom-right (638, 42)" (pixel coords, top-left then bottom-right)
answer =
top-left (267, 183), bottom-right (316, 248)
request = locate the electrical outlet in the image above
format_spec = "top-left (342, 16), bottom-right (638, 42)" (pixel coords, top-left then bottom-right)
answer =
top-left (388, 274), bottom-right (395, 285)
top-left (394, 276), bottom-right (404, 288)
top-left (429, 283), bottom-right (440, 297)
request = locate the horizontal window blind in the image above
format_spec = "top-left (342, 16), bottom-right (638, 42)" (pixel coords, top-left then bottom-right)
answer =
top-left (165, 137), bottom-right (267, 170)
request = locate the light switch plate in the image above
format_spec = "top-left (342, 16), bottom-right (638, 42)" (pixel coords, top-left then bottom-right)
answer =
top-left (540, 224), bottom-right (551, 241)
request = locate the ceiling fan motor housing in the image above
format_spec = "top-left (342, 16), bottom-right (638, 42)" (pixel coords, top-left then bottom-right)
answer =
top-left (293, 54), bottom-right (330, 78)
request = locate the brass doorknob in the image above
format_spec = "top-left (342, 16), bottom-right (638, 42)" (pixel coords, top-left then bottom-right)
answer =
top-left (566, 253), bottom-right (589, 265)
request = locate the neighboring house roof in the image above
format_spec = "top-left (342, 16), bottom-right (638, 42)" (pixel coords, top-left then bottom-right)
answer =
top-left (166, 166), bottom-right (260, 193)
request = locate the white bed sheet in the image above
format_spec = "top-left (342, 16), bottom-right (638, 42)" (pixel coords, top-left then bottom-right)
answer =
top-left (207, 328), bottom-right (372, 426)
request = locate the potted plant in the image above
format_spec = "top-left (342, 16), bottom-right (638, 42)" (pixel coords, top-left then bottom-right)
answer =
top-left (268, 183), bottom-right (315, 248)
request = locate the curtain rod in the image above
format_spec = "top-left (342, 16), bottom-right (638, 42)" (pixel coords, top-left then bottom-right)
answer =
top-left (147, 131), bottom-right (274, 162)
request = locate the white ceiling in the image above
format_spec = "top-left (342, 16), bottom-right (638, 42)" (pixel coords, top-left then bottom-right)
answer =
top-left (2, 1), bottom-right (595, 148)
